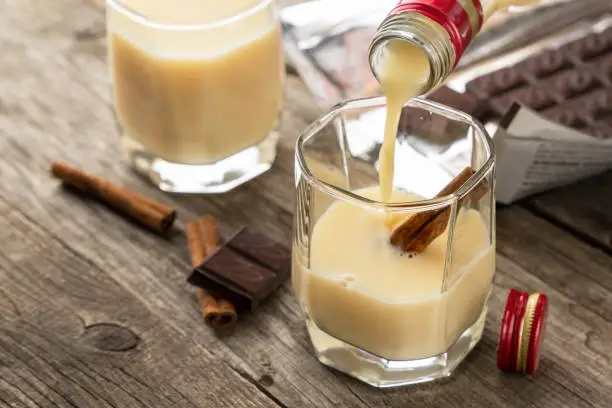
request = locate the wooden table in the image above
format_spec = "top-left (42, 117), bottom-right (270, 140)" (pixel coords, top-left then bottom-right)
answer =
top-left (1, 1), bottom-right (611, 407)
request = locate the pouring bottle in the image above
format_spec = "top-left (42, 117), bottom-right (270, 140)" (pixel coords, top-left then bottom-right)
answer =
top-left (368, 0), bottom-right (539, 95)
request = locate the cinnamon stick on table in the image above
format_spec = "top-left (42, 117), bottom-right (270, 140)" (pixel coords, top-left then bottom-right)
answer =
top-left (186, 217), bottom-right (238, 329)
top-left (390, 167), bottom-right (490, 254)
top-left (51, 161), bottom-right (176, 235)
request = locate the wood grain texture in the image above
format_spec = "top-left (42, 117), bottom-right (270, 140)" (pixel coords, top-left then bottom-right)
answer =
top-left (0, 201), bottom-right (279, 408)
top-left (0, 0), bottom-right (611, 407)
top-left (527, 171), bottom-right (612, 253)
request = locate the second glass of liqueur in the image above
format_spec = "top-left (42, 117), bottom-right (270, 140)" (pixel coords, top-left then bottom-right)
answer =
top-left (106, 0), bottom-right (285, 193)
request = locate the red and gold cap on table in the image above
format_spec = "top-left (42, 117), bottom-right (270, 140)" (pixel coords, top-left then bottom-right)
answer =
top-left (498, 289), bottom-right (549, 375)
top-left (388, 0), bottom-right (484, 65)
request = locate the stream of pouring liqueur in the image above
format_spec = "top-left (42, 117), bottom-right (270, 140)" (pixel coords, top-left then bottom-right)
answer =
top-left (377, 0), bottom-right (538, 202)
top-left (378, 40), bottom-right (431, 202)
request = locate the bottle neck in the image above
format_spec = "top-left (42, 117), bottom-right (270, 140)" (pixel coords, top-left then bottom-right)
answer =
top-left (369, 0), bottom-right (487, 95)
top-left (369, 0), bottom-right (539, 95)
top-left (369, 12), bottom-right (456, 95)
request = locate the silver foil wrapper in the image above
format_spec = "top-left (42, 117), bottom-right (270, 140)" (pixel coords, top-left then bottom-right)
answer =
top-left (281, 0), bottom-right (608, 109)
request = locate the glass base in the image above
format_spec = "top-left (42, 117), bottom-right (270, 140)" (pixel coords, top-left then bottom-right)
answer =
top-left (305, 307), bottom-right (487, 388)
top-left (121, 131), bottom-right (279, 194)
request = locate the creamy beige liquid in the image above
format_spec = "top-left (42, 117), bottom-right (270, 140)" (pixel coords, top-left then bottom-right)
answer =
top-left (377, 40), bottom-right (430, 201)
top-left (293, 188), bottom-right (494, 361)
top-left (108, 0), bottom-right (284, 164)
top-left (294, 39), bottom-right (494, 361)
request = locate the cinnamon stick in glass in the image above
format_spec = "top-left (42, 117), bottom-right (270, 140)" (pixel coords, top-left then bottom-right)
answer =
top-left (186, 216), bottom-right (237, 329)
top-left (390, 167), bottom-right (490, 254)
top-left (51, 161), bottom-right (176, 235)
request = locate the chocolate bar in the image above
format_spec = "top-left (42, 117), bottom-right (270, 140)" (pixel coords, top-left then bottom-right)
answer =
top-left (423, 86), bottom-right (494, 122)
top-left (490, 87), bottom-right (556, 115)
top-left (542, 106), bottom-right (589, 129)
top-left (517, 50), bottom-right (572, 77)
top-left (187, 228), bottom-right (290, 311)
top-left (434, 27), bottom-right (612, 138)
top-left (465, 67), bottom-right (527, 98)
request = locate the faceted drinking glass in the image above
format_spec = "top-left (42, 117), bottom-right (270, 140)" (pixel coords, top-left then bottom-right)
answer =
top-left (292, 96), bottom-right (495, 387)
top-left (106, 0), bottom-right (284, 193)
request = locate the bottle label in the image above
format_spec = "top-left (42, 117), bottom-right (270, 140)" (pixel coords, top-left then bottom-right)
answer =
top-left (389, 0), bottom-right (483, 63)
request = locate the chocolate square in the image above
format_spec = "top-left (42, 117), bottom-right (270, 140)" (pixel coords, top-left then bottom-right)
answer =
top-left (518, 50), bottom-right (574, 78)
top-left (542, 106), bottom-right (589, 129)
top-left (553, 90), bottom-right (606, 121)
top-left (545, 68), bottom-right (601, 99)
top-left (187, 227), bottom-right (291, 311)
top-left (589, 53), bottom-right (612, 82)
top-left (425, 86), bottom-right (492, 120)
top-left (226, 227), bottom-right (290, 276)
top-left (569, 29), bottom-right (612, 60)
top-left (490, 87), bottom-right (556, 115)
top-left (466, 67), bottom-right (527, 99)
top-left (585, 89), bottom-right (612, 118)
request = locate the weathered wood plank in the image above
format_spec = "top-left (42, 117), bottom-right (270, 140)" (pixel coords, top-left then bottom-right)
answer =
top-left (0, 200), bottom-right (280, 408)
top-left (526, 171), bottom-right (612, 254)
top-left (497, 206), bottom-right (612, 323)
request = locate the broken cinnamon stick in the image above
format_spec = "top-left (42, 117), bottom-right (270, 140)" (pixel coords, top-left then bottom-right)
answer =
top-left (390, 167), bottom-right (490, 254)
top-left (186, 216), bottom-right (237, 329)
top-left (51, 161), bottom-right (176, 235)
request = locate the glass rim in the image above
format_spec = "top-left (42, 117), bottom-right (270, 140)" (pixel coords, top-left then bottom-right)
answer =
top-left (106, 0), bottom-right (274, 31)
top-left (295, 96), bottom-right (495, 211)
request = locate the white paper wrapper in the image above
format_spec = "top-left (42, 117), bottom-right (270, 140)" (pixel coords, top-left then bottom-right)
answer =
top-left (494, 105), bottom-right (612, 204)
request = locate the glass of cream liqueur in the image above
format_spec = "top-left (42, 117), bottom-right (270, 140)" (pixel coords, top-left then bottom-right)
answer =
top-left (106, 0), bottom-right (285, 193)
top-left (293, 96), bottom-right (495, 388)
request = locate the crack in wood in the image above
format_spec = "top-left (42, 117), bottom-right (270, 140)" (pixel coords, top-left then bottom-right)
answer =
top-left (331, 380), bottom-right (373, 408)
top-left (19, 368), bottom-right (80, 408)
top-left (167, 384), bottom-right (201, 408)
top-left (29, 329), bottom-right (146, 408)
top-left (117, 367), bottom-right (191, 408)
top-left (0, 331), bottom-right (88, 408)
top-left (12, 370), bottom-right (62, 408)
top-left (227, 365), bottom-right (288, 408)
top-left (0, 376), bottom-right (40, 407)
top-left (0, 287), bottom-right (21, 319)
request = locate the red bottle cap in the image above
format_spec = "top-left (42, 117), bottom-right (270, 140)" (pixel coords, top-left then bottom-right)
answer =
top-left (510, 291), bottom-right (529, 372)
top-left (526, 294), bottom-right (548, 375)
top-left (497, 289), bottom-right (548, 375)
top-left (497, 288), bottom-right (520, 371)
top-left (389, 0), bottom-right (483, 65)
